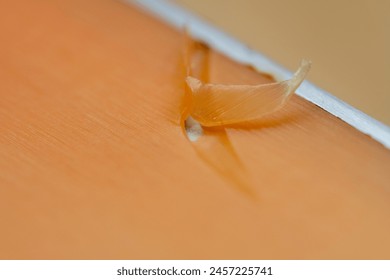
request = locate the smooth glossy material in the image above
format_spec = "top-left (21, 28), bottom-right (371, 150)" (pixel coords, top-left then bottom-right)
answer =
top-left (0, 0), bottom-right (390, 259)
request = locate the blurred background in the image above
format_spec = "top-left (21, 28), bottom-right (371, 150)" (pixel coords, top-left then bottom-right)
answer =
top-left (174, 0), bottom-right (390, 125)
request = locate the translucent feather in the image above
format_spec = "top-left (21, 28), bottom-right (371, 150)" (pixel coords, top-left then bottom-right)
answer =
top-left (186, 59), bottom-right (311, 127)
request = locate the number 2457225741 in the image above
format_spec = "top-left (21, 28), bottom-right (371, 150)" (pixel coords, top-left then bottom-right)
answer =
top-left (209, 267), bottom-right (272, 276)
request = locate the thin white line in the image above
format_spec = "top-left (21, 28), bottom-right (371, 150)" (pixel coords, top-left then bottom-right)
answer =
top-left (127, 0), bottom-right (390, 149)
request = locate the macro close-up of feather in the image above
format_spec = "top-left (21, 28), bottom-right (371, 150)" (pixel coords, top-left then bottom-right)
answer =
top-left (0, 1), bottom-right (389, 277)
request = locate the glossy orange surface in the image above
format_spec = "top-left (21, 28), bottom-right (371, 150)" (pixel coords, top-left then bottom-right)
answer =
top-left (0, 0), bottom-right (389, 259)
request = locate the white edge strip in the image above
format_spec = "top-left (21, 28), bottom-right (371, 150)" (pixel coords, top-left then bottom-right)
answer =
top-left (127, 0), bottom-right (390, 149)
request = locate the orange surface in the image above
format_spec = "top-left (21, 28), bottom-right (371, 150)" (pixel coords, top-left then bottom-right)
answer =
top-left (0, 0), bottom-right (390, 259)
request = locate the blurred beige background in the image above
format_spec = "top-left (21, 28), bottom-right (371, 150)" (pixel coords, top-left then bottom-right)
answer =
top-left (174, 0), bottom-right (390, 125)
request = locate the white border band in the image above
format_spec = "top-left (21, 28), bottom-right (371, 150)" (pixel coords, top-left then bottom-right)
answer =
top-left (128, 0), bottom-right (390, 149)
